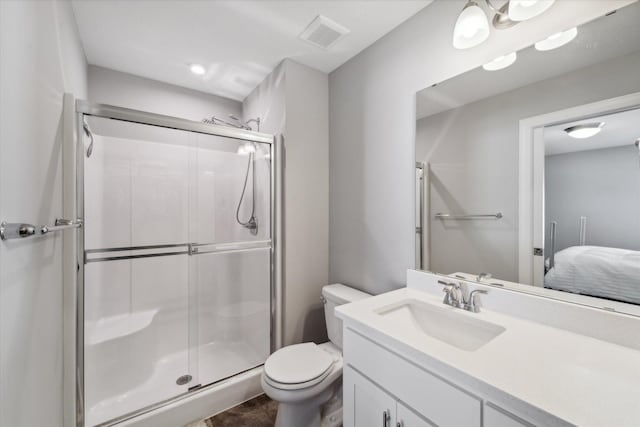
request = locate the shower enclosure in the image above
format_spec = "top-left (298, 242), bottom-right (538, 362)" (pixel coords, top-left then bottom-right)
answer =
top-left (72, 101), bottom-right (280, 426)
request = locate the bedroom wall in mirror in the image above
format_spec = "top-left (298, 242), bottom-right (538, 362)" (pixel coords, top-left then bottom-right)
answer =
top-left (414, 1), bottom-right (640, 313)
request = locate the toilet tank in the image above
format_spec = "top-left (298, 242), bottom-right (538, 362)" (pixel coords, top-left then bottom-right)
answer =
top-left (322, 284), bottom-right (370, 350)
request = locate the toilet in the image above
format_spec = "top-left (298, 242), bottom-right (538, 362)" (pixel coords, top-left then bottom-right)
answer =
top-left (261, 284), bottom-right (370, 427)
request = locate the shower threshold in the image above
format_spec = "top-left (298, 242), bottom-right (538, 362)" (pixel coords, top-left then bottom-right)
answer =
top-left (87, 343), bottom-right (265, 427)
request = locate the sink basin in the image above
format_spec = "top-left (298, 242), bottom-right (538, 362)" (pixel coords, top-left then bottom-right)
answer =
top-left (376, 299), bottom-right (505, 351)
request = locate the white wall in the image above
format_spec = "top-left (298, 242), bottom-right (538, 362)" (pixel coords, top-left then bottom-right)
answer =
top-left (0, 1), bottom-right (87, 426)
top-left (282, 60), bottom-right (329, 345)
top-left (244, 59), bottom-right (329, 346)
top-left (328, 0), bottom-right (634, 294)
top-left (88, 65), bottom-right (242, 123)
top-left (546, 145), bottom-right (640, 252)
top-left (415, 50), bottom-right (640, 282)
top-left (242, 62), bottom-right (286, 136)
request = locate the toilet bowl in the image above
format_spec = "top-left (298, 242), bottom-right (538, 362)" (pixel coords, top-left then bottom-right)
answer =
top-left (261, 284), bottom-right (370, 427)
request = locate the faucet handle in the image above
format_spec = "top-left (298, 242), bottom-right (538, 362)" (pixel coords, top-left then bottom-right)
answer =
top-left (466, 289), bottom-right (488, 313)
top-left (438, 280), bottom-right (456, 306)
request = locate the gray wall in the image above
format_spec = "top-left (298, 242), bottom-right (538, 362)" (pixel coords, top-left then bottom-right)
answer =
top-left (329, 0), bottom-right (634, 294)
top-left (416, 51), bottom-right (640, 282)
top-left (546, 145), bottom-right (640, 252)
top-left (244, 59), bottom-right (329, 346)
top-left (0, 1), bottom-right (87, 426)
top-left (88, 65), bottom-right (242, 122)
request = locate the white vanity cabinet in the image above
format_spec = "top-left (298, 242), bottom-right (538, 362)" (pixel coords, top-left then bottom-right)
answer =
top-left (338, 273), bottom-right (640, 427)
top-left (344, 366), bottom-right (433, 427)
top-left (343, 328), bottom-right (534, 427)
top-left (345, 366), bottom-right (396, 427)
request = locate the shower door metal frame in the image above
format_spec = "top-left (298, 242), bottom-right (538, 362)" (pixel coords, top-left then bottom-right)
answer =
top-left (72, 99), bottom-right (282, 427)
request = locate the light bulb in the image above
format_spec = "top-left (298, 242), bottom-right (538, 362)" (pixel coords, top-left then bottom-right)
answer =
top-left (482, 52), bottom-right (517, 71)
top-left (453, 1), bottom-right (490, 50)
top-left (535, 27), bottom-right (578, 51)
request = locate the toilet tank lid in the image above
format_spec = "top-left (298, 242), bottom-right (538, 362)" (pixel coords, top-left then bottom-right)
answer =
top-left (322, 284), bottom-right (370, 304)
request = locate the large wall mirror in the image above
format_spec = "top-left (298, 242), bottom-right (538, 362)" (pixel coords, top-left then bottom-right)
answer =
top-left (415, 1), bottom-right (640, 315)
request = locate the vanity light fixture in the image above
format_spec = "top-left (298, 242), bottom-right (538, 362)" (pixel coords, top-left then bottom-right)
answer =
top-left (482, 52), bottom-right (517, 71)
top-left (454, 0), bottom-right (557, 49)
top-left (535, 27), bottom-right (578, 51)
top-left (453, 1), bottom-right (490, 50)
top-left (508, 0), bottom-right (555, 22)
top-left (564, 122), bottom-right (605, 139)
top-left (189, 63), bottom-right (206, 76)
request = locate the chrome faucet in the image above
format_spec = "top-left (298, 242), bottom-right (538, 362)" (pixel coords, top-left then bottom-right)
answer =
top-left (476, 272), bottom-right (492, 282)
top-left (465, 289), bottom-right (488, 313)
top-left (438, 280), bottom-right (488, 313)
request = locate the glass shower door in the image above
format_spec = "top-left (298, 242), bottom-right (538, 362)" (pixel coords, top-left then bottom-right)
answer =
top-left (81, 113), bottom-right (273, 426)
top-left (188, 133), bottom-right (272, 387)
top-left (83, 117), bottom-right (192, 426)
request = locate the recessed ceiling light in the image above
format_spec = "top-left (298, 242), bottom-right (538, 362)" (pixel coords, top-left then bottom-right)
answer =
top-left (189, 64), bottom-right (206, 76)
top-left (535, 27), bottom-right (578, 51)
top-left (453, 1), bottom-right (490, 50)
top-left (564, 122), bottom-right (605, 139)
top-left (508, 0), bottom-right (555, 22)
top-left (482, 52), bottom-right (517, 71)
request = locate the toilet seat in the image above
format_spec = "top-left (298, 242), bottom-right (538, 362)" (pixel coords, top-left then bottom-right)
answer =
top-left (264, 343), bottom-right (336, 390)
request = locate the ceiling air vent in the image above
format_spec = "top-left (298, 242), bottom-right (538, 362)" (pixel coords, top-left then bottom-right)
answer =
top-left (299, 15), bottom-right (350, 50)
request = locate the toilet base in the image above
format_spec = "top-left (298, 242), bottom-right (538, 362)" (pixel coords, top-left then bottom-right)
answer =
top-left (273, 386), bottom-right (333, 427)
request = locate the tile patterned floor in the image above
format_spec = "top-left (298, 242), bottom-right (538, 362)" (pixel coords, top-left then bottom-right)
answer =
top-left (205, 394), bottom-right (278, 427)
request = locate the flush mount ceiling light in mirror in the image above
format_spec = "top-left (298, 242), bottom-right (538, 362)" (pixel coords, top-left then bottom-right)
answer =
top-left (508, 0), bottom-right (555, 22)
top-left (564, 122), bottom-right (605, 139)
top-left (453, 1), bottom-right (490, 49)
top-left (535, 27), bottom-right (578, 51)
top-left (482, 52), bottom-right (517, 70)
top-left (189, 64), bottom-right (206, 76)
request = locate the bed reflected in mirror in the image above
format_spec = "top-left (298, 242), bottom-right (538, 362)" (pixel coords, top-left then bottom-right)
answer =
top-left (543, 108), bottom-right (640, 305)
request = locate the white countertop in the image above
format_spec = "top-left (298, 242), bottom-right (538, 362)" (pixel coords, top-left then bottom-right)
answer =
top-left (337, 287), bottom-right (640, 427)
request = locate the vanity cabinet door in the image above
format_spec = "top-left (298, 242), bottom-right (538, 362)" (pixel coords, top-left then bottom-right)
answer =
top-left (397, 402), bottom-right (435, 427)
top-left (344, 366), bottom-right (396, 427)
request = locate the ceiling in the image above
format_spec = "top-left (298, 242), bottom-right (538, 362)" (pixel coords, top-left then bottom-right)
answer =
top-left (71, 0), bottom-right (431, 101)
top-left (416, 2), bottom-right (640, 119)
top-left (544, 108), bottom-right (640, 156)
